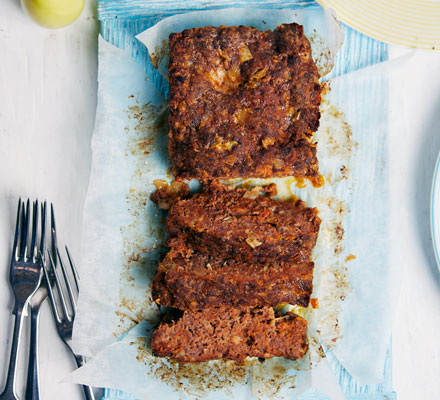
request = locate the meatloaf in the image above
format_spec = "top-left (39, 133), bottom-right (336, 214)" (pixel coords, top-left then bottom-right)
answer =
top-left (152, 238), bottom-right (314, 310)
top-left (150, 180), bottom-right (190, 210)
top-left (168, 23), bottom-right (322, 182)
top-left (151, 306), bottom-right (308, 362)
top-left (165, 183), bottom-right (321, 263)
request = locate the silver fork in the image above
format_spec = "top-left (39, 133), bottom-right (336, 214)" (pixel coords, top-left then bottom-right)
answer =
top-left (25, 204), bottom-right (56, 400)
top-left (42, 243), bottom-right (95, 400)
top-left (0, 199), bottom-right (45, 400)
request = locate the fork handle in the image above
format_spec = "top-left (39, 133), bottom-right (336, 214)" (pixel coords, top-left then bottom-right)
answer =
top-left (25, 306), bottom-right (41, 400)
top-left (0, 306), bottom-right (25, 400)
top-left (74, 356), bottom-right (95, 400)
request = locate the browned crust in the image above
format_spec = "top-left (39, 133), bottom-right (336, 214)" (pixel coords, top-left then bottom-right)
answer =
top-left (150, 180), bottom-right (191, 210)
top-left (151, 306), bottom-right (308, 362)
top-left (168, 23), bottom-right (321, 181)
top-left (152, 240), bottom-right (314, 310)
top-left (165, 182), bottom-right (321, 263)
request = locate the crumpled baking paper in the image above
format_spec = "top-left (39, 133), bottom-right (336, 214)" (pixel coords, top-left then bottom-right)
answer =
top-left (70, 7), bottom-right (403, 399)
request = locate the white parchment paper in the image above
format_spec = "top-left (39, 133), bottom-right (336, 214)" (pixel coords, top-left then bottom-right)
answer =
top-left (70, 7), bottom-right (403, 399)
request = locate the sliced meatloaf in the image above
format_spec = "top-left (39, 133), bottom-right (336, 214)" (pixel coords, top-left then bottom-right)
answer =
top-left (151, 306), bottom-right (308, 362)
top-left (152, 238), bottom-right (314, 310)
top-left (165, 182), bottom-right (321, 263)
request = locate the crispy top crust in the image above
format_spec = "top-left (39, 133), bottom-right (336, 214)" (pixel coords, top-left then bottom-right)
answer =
top-left (168, 23), bottom-right (321, 181)
top-left (151, 306), bottom-right (308, 362)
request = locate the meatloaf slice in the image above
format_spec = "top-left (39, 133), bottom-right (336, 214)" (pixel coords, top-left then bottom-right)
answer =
top-left (151, 306), bottom-right (308, 362)
top-left (168, 23), bottom-right (322, 182)
top-left (152, 239), bottom-right (314, 310)
top-left (165, 183), bottom-right (321, 263)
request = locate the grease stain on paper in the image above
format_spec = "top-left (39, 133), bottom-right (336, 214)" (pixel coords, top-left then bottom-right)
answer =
top-left (309, 94), bottom-right (355, 349)
top-left (309, 30), bottom-right (335, 77)
top-left (114, 97), bottom-right (169, 340)
top-left (134, 336), bottom-right (249, 397)
top-left (174, 360), bottom-right (249, 397)
top-left (251, 358), bottom-right (299, 398)
top-left (150, 39), bottom-right (170, 77)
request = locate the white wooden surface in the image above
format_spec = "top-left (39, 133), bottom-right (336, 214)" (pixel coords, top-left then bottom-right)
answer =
top-left (0, 0), bottom-right (439, 399)
top-left (0, 0), bottom-right (98, 399)
top-left (388, 47), bottom-right (440, 400)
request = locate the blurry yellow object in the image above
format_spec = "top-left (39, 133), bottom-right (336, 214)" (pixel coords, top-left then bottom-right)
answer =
top-left (317, 0), bottom-right (440, 50)
top-left (21, 0), bottom-right (85, 29)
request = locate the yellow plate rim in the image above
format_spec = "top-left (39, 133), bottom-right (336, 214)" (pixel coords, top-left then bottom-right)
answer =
top-left (316, 0), bottom-right (440, 50)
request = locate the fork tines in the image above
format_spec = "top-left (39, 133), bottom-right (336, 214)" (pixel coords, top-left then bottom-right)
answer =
top-left (12, 199), bottom-right (47, 263)
top-left (42, 246), bottom-right (79, 325)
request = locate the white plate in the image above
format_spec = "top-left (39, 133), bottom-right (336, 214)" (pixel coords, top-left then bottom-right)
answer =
top-left (430, 150), bottom-right (440, 270)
